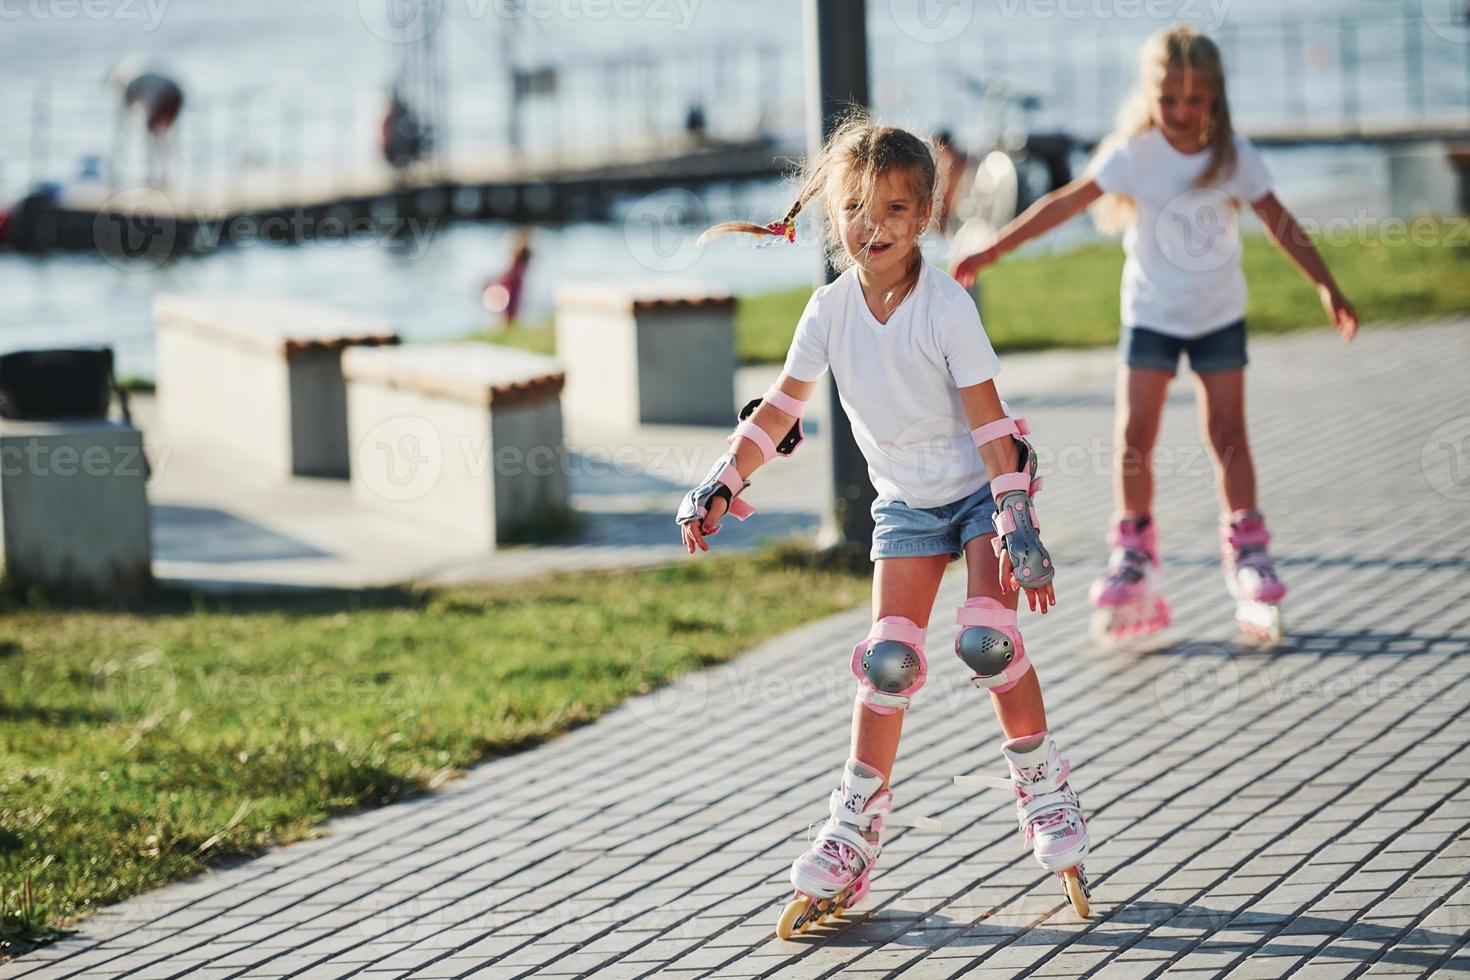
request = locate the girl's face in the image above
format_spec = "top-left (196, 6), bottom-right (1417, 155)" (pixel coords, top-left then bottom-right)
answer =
top-left (1152, 66), bottom-right (1214, 148)
top-left (834, 169), bottom-right (931, 279)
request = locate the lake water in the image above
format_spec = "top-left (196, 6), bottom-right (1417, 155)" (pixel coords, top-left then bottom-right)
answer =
top-left (0, 0), bottom-right (1459, 378)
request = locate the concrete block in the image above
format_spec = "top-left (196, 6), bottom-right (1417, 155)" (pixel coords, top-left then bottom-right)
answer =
top-left (154, 293), bottom-right (399, 478)
top-left (0, 418), bottom-right (150, 598)
top-left (554, 282), bottom-right (736, 427)
top-left (342, 343), bottom-right (567, 549)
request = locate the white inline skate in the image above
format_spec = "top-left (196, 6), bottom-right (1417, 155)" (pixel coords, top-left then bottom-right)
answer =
top-left (956, 732), bottom-right (1092, 917)
top-left (1221, 509), bottom-right (1286, 644)
top-left (778, 759), bottom-right (889, 939)
top-left (1089, 513), bottom-right (1171, 646)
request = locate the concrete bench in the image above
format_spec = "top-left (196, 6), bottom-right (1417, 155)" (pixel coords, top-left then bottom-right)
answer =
top-left (554, 282), bottom-right (736, 428)
top-left (154, 294), bottom-right (399, 478)
top-left (341, 344), bottom-right (568, 549)
top-left (0, 418), bottom-right (151, 599)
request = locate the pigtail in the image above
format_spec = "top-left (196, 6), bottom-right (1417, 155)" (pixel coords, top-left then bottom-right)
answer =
top-left (697, 110), bottom-right (938, 291)
top-left (696, 175), bottom-right (817, 247)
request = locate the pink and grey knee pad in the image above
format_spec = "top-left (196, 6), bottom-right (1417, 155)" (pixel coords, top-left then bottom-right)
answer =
top-left (851, 616), bottom-right (927, 715)
top-left (954, 597), bottom-right (1032, 694)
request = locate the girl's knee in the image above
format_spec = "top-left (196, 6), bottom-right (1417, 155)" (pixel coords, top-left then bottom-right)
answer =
top-left (1206, 416), bottom-right (1248, 452)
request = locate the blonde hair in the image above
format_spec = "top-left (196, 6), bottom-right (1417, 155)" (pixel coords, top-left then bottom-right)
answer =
top-left (700, 111), bottom-right (937, 292)
top-left (1091, 25), bottom-right (1237, 235)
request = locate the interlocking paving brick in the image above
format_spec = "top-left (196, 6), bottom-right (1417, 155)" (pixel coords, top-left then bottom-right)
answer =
top-left (5, 321), bottom-right (1469, 980)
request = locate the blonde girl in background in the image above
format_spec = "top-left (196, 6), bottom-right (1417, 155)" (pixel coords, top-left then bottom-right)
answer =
top-left (677, 116), bottom-right (1092, 937)
top-left (954, 25), bottom-right (1358, 644)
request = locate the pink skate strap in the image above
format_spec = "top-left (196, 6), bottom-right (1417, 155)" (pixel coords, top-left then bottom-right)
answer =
top-left (727, 419), bottom-right (777, 463)
top-left (969, 416), bottom-right (1020, 448)
top-left (955, 597), bottom-right (1017, 629)
top-left (866, 617), bottom-right (926, 648)
top-left (993, 507), bottom-right (1018, 537)
top-left (762, 386), bottom-right (807, 418)
top-left (990, 473), bottom-right (1033, 497)
top-left (1017, 772), bottom-right (1077, 818)
top-left (715, 462), bottom-right (755, 521)
top-left (1225, 513), bottom-right (1271, 548)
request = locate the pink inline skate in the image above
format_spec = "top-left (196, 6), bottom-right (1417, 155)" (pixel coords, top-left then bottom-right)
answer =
top-left (955, 732), bottom-right (1091, 917)
top-left (1089, 513), bottom-right (1171, 646)
top-left (1221, 509), bottom-right (1286, 644)
top-left (778, 759), bottom-right (889, 939)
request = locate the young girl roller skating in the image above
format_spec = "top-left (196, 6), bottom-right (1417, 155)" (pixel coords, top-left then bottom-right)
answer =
top-left (953, 25), bottom-right (1358, 645)
top-left (676, 117), bottom-right (1091, 937)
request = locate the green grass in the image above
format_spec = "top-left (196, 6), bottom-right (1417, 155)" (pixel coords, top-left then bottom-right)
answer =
top-left (463, 321), bottom-right (556, 358)
top-left (733, 224), bottom-right (1470, 361)
top-left (0, 544), bottom-right (868, 959)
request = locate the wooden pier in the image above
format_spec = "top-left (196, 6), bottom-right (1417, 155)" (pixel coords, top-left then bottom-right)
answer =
top-left (9, 137), bottom-right (787, 258)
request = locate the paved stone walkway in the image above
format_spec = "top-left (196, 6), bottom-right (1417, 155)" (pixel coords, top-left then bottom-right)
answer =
top-left (138, 365), bottom-right (833, 593)
top-left (7, 318), bottom-right (1469, 978)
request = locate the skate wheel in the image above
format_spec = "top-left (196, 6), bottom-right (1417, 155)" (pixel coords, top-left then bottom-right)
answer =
top-left (1062, 868), bottom-right (1090, 918)
top-left (1090, 610), bottom-right (1118, 648)
top-left (1237, 602), bottom-right (1284, 646)
top-left (777, 895), bottom-right (813, 940)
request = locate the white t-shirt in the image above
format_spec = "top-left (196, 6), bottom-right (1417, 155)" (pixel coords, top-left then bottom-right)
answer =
top-left (1086, 130), bottom-right (1273, 338)
top-left (782, 262), bottom-right (1001, 508)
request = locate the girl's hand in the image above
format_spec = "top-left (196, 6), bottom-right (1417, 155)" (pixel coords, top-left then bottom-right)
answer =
top-left (1318, 285), bottom-right (1358, 341)
top-left (951, 246), bottom-right (999, 289)
top-left (999, 550), bottom-right (1057, 614)
top-left (680, 495), bottom-right (728, 554)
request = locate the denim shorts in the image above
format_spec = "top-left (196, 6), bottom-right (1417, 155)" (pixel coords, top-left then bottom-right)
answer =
top-left (870, 482), bottom-right (998, 562)
top-left (1120, 319), bottom-right (1248, 376)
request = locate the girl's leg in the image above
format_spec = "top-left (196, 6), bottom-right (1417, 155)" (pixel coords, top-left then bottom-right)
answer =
top-left (1194, 368), bottom-right (1258, 513)
top-left (963, 534), bottom-right (1046, 735)
top-left (963, 533), bottom-right (1089, 885)
top-left (1114, 366), bottom-right (1173, 514)
top-left (854, 554), bottom-right (949, 790)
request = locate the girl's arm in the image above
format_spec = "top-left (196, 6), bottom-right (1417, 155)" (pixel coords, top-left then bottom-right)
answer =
top-left (1251, 192), bottom-right (1359, 341)
top-left (957, 379), bottom-right (1056, 614)
top-left (680, 374), bottom-right (817, 554)
top-left (952, 177), bottom-right (1106, 287)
